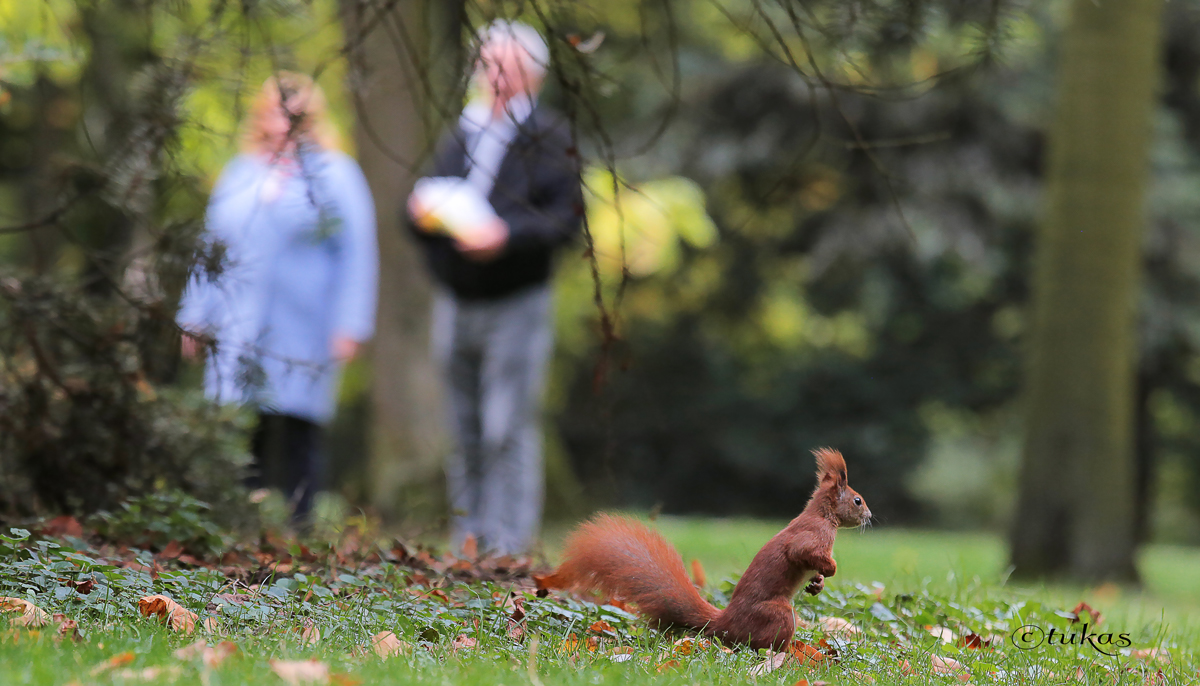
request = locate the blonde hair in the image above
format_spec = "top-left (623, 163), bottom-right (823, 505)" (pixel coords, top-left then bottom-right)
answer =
top-left (241, 71), bottom-right (340, 154)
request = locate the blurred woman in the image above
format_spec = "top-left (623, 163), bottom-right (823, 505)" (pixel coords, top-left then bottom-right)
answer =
top-left (178, 72), bottom-right (378, 524)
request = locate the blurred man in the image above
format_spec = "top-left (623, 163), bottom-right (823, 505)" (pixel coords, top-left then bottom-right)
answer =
top-left (407, 20), bottom-right (584, 555)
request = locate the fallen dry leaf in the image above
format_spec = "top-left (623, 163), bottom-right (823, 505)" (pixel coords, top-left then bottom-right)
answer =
top-left (0, 597), bottom-right (50, 627)
top-left (90, 652), bottom-right (136, 676)
top-left (68, 579), bottom-right (95, 595)
top-left (1131, 648), bottom-right (1170, 664)
top-left (113, 666), bottom-right (183, 681)
top-left (40, 515), bottom-right (83, 538)
top-left (691, 559), bottom-right (707, 587)
top-left (460, 534), bottom-right (478, 560)
top-left (750, 651), bottom-right (791, 676)
top-left (957, 632), bottom-right (997, 649)
top-left (1068, 602), bottom-right (1104, 626)
top-left (849, 670), bottom-right (877, 684)
top-left (588, 620), bottom-right (616, 635)
top-left (506, 593), bottom-right (527, 643)
top-left (137, 595), bottom-right (200, 634)
top-left (368, 631), bottom-right (407, 659)
top-left (787, 640), bottom-right (829, 665)
top-left (656, 659), bottom-right (681, 673)
top-left (927, 625), bottom-right (958, 643)
top-left (819, 616), bottom-right (861, 637)
top-left (673, 637), bottom-right (697, 655)
top-left (793, 681), bottom-right (831, 686)
top-left (532, 572), bottom-right (561, 597)
top-left (560, 633), bottom-right (579, 653)
top-left (271, 659), bottom-right (329, 685)
top-left (585, 635), bottom-right (601, 651)
top-left (932, 655), bottom-right (970, 682)
top-left (174, 640), bottom-right (238, 668)
top-left (451, 634), bottom-right (477, 651)
top-left (52, 614), bottom-right (79, 641)
top-left (297, 618), bottom-right (321, 645)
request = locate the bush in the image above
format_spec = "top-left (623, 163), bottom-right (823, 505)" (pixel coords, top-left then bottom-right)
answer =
top-left (0, 276), bottom-right (252, 524)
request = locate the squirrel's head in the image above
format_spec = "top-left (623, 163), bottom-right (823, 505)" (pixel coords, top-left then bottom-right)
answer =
top-left (813, 448), bottom-right (872, 528)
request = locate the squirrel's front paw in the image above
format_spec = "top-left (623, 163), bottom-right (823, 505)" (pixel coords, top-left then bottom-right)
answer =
top-left (804, 574), bottom-right (825, 595)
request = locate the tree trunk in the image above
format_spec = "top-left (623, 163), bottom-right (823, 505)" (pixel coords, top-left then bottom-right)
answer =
top-left (1010, 0), bottom-right (1163, 581)
top-left (339, 0), bottom-right (465, 520)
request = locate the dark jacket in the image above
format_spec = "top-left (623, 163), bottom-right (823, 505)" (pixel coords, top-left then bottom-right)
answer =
top-left (407, 106), bottom-right (584, 300)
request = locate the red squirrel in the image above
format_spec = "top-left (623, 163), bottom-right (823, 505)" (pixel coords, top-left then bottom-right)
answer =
top-left (543, 448), bottom-right (871, 651)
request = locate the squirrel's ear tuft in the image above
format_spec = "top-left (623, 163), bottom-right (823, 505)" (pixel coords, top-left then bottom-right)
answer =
top-left (813, 447), bottom-right (848, 486)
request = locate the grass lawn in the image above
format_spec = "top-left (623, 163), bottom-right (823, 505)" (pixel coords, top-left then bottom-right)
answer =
top-left (1, 519), bottom-right (1196, 685)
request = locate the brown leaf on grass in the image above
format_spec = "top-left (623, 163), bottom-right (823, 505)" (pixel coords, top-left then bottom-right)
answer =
top-left (68, 578), bottom-right (95, 595)
top-left (793, 681), bottom-right (831, 686)
top-left (956, 632), bottom-right (998, 649)
top-left (787, 640), bottom-right (829, 665)
top-left (927, 625), bottom-right (957, 643)
top-left (40, 515), bottom-right (83, 538)
top-left (370, 631), bottom-right (408, 659)
top-left (585, 635), bottom-right (601, 651)
top-left (459, 534), bottom-right (478, 560)
top-left (174, 640), bottom-right (239, 668)
top-left (296, 618), bottom-right (321, 645)
top-left (138, 595), bottom-right (201, 634)
top-left (1067, 602), bottom-right (1103, 626)
top-left (89, 652), bottom-right (136, 676)
top-left (559, 633), bottom-right (580, 653)
top-left (113, 666), bottom-right (183, 681)
top-left (451, 634), bottom-right (477, 651)
top-left (690, 559), bottom-right (706, 587)
top-left (52, 614), bottom-right (79, 641)
top-left (601, 596), bottom-right (634, 613)
top-left (506, 594), bottom-right (527, 643)
top-left (931, 655), bottom-right (970, 682)
top-left (1131, 648), bottom-right (1170, 664)
top-left (532, 572), bottom-right (562, 597)
top-left (818, 616), bottom-right (861, 637)
top-left (588, 620), bottom-right (616, 635)
top-left (898, 659), bottom-right (914, 675)
top-left (158, 540), bottom-right (184, 560)
top-left (749, 651), bottom-right (791, 676)
top-left (655, 659), bottom-right (681, 673)
top-left (0, 597), bottom-right (50, 627)
top-left (410, 588), bottom-right (450, 603)
top-left (270, 659), bottom-right (329, 685)
top-left (673, 637), bottom-right (697, 655)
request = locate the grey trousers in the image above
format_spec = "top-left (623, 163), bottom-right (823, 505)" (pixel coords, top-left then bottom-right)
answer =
top-left (432, 284), bottom-right (553, 556)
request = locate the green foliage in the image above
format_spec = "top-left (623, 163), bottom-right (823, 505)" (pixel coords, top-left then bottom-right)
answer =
top-left (0, 277), bottom-right (254, 520)
top-left (90, 491), bottom-right (229, 557)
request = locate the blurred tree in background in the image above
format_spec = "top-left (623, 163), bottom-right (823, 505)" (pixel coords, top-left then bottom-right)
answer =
top-left (1011, 0), bottom-right (1163, 581)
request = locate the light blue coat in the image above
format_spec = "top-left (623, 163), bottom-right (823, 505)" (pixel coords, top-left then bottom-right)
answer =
top-left (178, 150), bottom-right (378, 424)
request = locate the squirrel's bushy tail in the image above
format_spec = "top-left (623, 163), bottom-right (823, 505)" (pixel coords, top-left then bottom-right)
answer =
top-left (548, 514), bottom-right (720, 631)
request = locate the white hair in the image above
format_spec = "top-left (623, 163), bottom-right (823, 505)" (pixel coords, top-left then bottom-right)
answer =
top-left (478, 19), bottom-right (549, 79)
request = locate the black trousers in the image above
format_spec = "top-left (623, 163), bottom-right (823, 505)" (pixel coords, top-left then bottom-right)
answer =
top-left (248, 413), bottom-right (323, 524)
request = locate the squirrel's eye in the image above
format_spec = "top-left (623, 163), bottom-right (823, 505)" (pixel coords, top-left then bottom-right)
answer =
top-left (853, 496), bottom-right (862, 506)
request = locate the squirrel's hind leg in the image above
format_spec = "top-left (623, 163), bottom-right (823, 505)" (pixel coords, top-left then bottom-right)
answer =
top-left (709, 599), bottom-right (796, 652)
